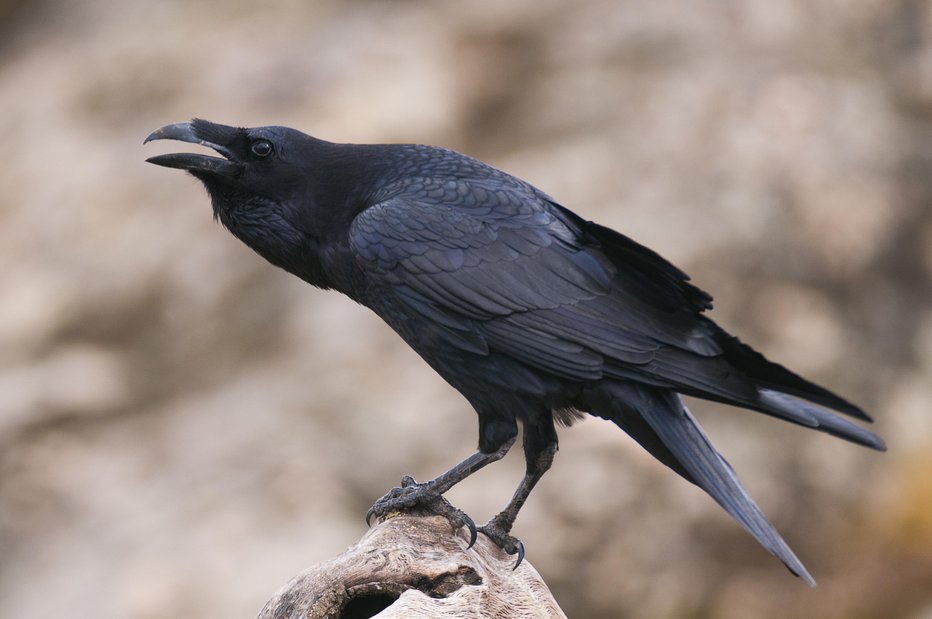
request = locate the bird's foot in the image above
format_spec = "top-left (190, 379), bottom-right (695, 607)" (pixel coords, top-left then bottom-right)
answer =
top-left (478, 514), bottom-right (525, 569)
top-left (366, 475), bottom-right (477, 547)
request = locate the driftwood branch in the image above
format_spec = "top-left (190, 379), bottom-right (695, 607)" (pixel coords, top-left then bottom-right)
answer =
top-left (258, 511), bottom-right (567, 619)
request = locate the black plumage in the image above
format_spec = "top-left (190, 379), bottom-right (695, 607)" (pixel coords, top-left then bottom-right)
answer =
top-left (146, 119), bottom-right (884, 584)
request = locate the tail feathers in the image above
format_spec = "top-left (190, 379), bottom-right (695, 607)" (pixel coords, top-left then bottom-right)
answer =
top-left (714, 328), bottom-right (872, 422)
top-left (600, 383), bottom-right (816, 585)
top-left (757, 389), bottom-right (886, 451)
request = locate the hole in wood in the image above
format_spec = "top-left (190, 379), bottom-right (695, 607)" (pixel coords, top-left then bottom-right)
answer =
top-left (340, 592), bottom-right (399, 619)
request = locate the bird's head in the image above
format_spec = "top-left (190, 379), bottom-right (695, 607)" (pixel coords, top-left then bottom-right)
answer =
top-left (145, 119), bottom-right (339, 284)
top-left (145, 119), bottom-right (321, 217)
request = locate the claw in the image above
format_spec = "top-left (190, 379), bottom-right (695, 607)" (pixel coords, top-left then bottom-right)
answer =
top-left (365, 506), bottom-right (376, 527)
top-left (477, 520), bottom-right (526, 568)
top-left (512, 540), bottom-right (525, 570)
top-left (463, 513), bottom-right (478, 549)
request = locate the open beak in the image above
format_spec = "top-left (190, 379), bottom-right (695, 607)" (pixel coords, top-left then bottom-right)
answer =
top-left (145, 120), bottom-right (244, 178)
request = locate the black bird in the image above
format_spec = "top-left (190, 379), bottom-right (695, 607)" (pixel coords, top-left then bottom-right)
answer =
top-left (146, 119), bottom-right (884, 585)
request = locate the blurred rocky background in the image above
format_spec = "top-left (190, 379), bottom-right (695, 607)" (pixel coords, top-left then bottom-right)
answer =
top-left (1, 1), bottom-right (930, 617)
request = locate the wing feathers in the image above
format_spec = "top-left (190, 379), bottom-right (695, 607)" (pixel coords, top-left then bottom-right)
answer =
top-left (349, 181), bottom-right (879, 448)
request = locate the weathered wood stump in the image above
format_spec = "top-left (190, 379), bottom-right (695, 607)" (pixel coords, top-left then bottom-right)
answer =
top-left (258, 512), bottom-right (567, 618)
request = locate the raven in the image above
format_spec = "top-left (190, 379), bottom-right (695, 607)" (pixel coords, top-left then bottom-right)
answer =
top-left (146, 119), bottom-right (884, 584)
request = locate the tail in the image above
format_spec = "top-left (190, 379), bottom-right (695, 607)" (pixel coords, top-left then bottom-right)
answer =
top-left (712, 328), bottom-right (886, 452)
top-left (755, 389), bottom-right (885, 450)
top-left (590, 382), bottom-right (817, 585)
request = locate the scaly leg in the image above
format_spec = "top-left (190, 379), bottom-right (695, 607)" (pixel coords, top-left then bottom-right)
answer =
top-left (479, 418), bottom-right (558, 567)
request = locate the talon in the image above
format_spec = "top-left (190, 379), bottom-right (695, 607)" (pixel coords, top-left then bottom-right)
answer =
top-left (477, 519), bottom-right (525, 567)
top-left (365, 506), bottom-right (376, 526)
top-left (463, 513), bottom-right (478, 549)
top-left (512, 540), bottom-right (525, 570)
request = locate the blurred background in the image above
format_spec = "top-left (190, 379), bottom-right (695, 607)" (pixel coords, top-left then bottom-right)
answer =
top-left (1, 1), bottom-right (930, 617)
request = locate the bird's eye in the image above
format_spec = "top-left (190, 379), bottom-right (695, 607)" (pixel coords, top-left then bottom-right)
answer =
top-left (251, 139), bottom-right (273, 158)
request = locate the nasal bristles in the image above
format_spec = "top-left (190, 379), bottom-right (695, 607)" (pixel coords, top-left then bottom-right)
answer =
top-left (190, 118), bottom-right (244, 147)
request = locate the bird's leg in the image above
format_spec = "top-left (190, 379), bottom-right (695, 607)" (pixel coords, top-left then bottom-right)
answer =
top-left (366, 435), bottom-right (516, 544)
top-left (479, 419), bottom-right (558, 568)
